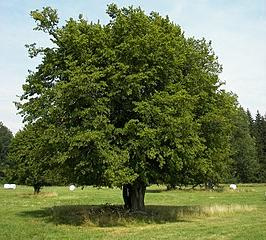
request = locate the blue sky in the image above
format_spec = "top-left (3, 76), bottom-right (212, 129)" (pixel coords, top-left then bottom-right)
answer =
top-left (0, 0), bottom-right (265, 133)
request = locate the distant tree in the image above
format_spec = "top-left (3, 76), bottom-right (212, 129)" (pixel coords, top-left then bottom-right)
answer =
top-left (0, 122), bottom-right (13, 179)
top-left (191, 91), bottom-right (238, 188)
top-left (230, 108), bottom-right (259, 183)
top-left (16, 5), bottom-right (238, 209)
top-left (7, 123), bottom-right (66, 194)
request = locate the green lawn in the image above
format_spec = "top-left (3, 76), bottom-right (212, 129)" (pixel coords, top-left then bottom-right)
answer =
top-left (0, 184), bottom-right (266, 240)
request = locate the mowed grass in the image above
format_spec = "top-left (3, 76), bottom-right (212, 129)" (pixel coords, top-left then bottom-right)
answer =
top-left (0, 184), bottom-right (266, 240)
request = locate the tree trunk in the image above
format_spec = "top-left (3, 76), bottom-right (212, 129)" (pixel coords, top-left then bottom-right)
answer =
top-left (33, 184), bottom-right (41, 194)
top-left (123, 184), bottom-right (131, 209)
top-left (205, 181), bottom-right (214, 190)
top-left (166, 184), bottom-right (177, 190)
top-left (123, 181), bottom-right (146, 211)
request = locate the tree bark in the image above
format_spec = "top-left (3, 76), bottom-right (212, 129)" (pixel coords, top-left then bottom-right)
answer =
top-left (123, 184), bottom-right (131, 209)
top-left (33, 184), bottom-right (41, 194)
top-left (123, 181), bottom-right (146, 211)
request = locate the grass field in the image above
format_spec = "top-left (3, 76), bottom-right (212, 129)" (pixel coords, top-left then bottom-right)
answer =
top-left (0, 184), bottom-right (266, 240)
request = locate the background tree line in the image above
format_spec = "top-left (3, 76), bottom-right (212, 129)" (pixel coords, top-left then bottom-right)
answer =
top-left (246, 110), bottom-right (266, 182)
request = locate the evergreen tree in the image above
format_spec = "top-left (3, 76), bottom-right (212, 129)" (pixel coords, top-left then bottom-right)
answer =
top-left (230, 108), bottom-right (259, 183)
top-left (246, 109), bottom-right (254, 136)
top-left (253, 111), bottom-right (266, 182)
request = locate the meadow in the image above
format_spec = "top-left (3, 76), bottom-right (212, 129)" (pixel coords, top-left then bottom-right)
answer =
top-left (0, 184), bottom-right (266, 240)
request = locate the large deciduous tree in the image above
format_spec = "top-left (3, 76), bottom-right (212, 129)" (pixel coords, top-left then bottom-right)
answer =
top-left (16, 5), bottom-right (236, 210)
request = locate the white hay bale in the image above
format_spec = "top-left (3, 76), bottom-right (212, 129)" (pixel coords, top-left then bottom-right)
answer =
top-left (69, 185), bottom-right (76, 191)
top-left (229, 184), bottom-right (237, 190)
top-left (4, 183), bottom-right (16, 189)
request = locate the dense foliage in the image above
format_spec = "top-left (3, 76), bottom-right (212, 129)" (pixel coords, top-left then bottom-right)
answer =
top-left (247, 110), bottom-right (266, 182)
top-left (229, 108), bottom-right (259, 183)
top-left (7, 123), bottom-right (66, 193)
top-left (7, 5), bottom-right (264, 208)
top-left (0, 122), bottom-right (13, 179)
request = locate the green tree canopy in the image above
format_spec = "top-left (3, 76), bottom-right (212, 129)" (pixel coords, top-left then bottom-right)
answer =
top-left (14, 5), bottom-right (238, 209)
top-left (0, 122), bottom-right (13, 178)
top-left (7, 123), bottom-right (66, 193)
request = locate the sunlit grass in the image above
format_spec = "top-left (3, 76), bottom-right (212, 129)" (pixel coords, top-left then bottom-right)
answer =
top-left (17, 191), bottom-right (58, 198)
top-left (0, 184), bottom-right (265, 240)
